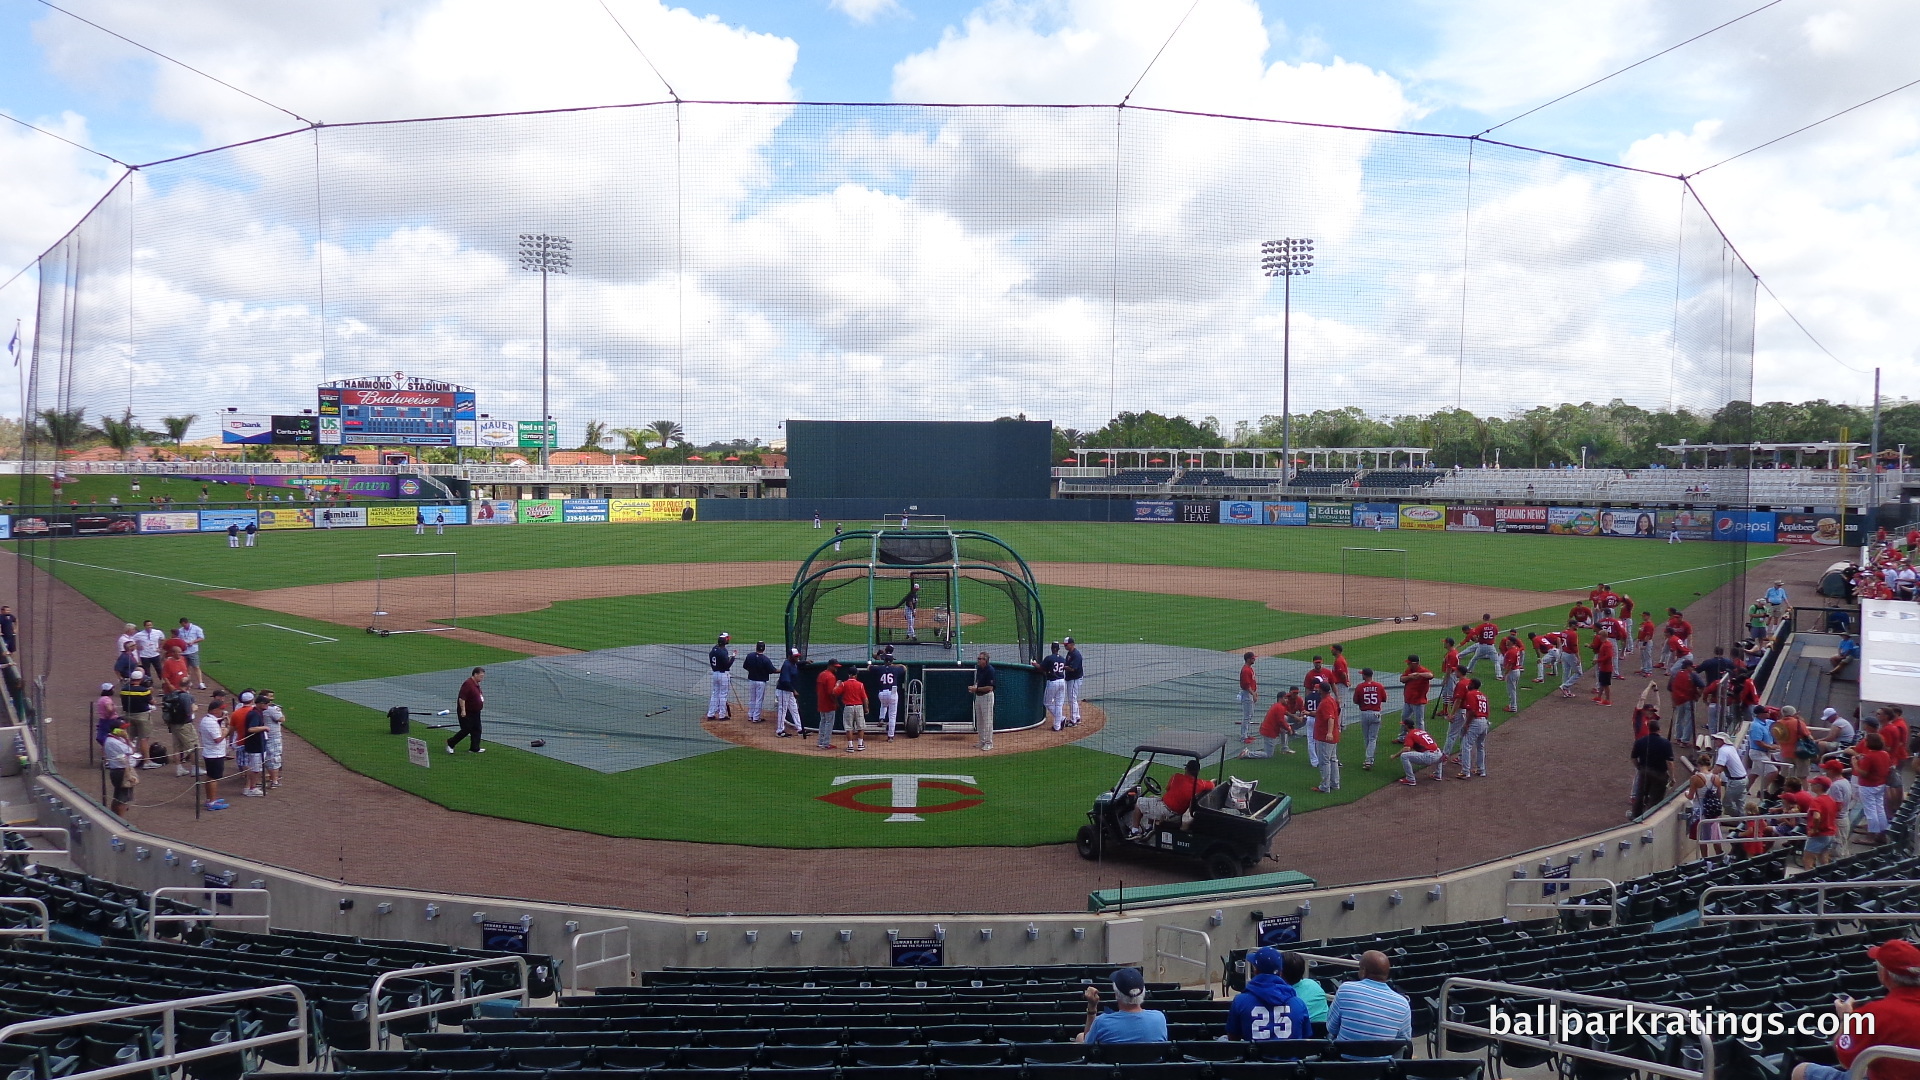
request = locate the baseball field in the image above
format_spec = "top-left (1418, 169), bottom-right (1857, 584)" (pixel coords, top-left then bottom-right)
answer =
top-left (24, 518), bottom-right (1777, 849)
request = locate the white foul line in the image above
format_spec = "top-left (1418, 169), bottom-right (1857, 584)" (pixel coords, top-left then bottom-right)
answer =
top-left (239, 622), bottom-right (338, 644)
top-left (14, 552), bottom-right (234, 590)
top-left (1558, 549), bottom-right (1795, 591)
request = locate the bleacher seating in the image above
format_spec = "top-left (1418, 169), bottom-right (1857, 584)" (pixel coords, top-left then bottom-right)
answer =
top-left (0, 864), bottom-right (205, 940)
top-left (1058, 470), bottom-right (1174, 490)
top-left (1355, 471), bottom-right (1438, 490)
top-left (1166, 470), bottom-right (1245, 489)
top-left (1288, 471), bottom-right (1357, 490)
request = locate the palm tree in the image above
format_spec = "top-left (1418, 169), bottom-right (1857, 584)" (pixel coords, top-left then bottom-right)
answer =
top-left (648, 419), bottom-right (685, 448)
top-left (98, 410), bottom-right (142, 459)
top-left (36, 407), bottom-right (90, 452)
top-left (614, 428), bottom-right (652, 456)
top-left (1515, 411), bottom-right (1565, 468)
top-left (160, 414), bottom-right (197, 448)
top-left (578, 419), bottom-right (608, 452)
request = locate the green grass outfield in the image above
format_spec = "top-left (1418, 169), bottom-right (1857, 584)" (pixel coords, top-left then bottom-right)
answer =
top-left (15, 521), bottom-right (1779, 848)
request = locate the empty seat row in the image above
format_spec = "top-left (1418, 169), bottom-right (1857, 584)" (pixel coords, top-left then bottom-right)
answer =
top-left (266, 1062), bottom-right (1482, 1080)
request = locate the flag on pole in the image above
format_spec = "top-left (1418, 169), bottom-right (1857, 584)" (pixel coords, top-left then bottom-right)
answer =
top-left (5, 320), bottom-right (18, 366)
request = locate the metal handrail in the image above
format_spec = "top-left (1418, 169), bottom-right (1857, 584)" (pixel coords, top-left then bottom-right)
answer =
top-left (0, 897), bottom-right (50, 939)
top-left (367, 955), bottom-right (528, 1047)
top-left (145, 887), bottom-right (270, 941)
top-left (568, 926), bottom-right (632, 994)
top-left (1700, 811), bottom-right (1811, 848)
top-left (1438, 977), bottom-right (1709, 1080)
top-left (1151, 925), bottom-right (1213, 994)
top-left (1, 826), bottom-right (72, 862)
top-left (1850, 1045), bottom-right (1920, 1080)
top-left (0, 983), bottom-right (309, 1080)
top-left (1698, 879), bottom-right (1920, 922)
top-left (1503, 876), bottom-right (1619, 916)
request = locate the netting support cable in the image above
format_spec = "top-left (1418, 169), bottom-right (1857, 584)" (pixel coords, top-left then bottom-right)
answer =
top-left (124, 174), bottom-right (134, 413)
top-left (675, 99), bottom-right (685, 436)
top-left (1454, 139), bottom-right (1477, 409)
top-left (311, 128), bottom-right (329, 384)
top-left (1107, 108), bottom-right (1121, 422)
top-left (1118, 0), bottom-right (1202, 107)
top-left (596, 0), bottom-right (681, 102)
top-left (1667, 186), bottom-right (1684, 413)
top-left (0, 108), bottom-right (127, 166)
top-left (31, 0), bottom-right (314, 127)
top-left (1683, 74), bottom-right (1920, 178)
top-left (1474, 0), bottom-right (1790, 138)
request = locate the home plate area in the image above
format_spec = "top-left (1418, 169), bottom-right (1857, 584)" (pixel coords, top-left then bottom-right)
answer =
top-left (312, 643), bottom-right (1404, 774)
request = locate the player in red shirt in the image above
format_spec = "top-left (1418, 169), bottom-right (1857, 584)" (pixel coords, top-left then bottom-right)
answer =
top-left (1558, 627), bottom-right (1585, 698)
top-left (1500, 637), bottom-right (1524, 712)
top-left (1458, 679), bottom-right (1491, 779)
top-left (1794, 938), bottom-right (1920, 1080)
top-left (1303, 658), bottom-right (1333, 699)
top-left (814, 660), bottom-right (843, 748)
top-left (1329, 644), bottom-right (1351, 702)
top-left (1238, 653), bottom-right (1259, 744)
top-left (1352, 669), bottom-right (1388, 769)
top-left (1440, 638), bottom-right (1463, 705)
top-left (1394, 717), bottom-right (1444, 786)
top-left (1635, 613), bottom-right (1657, 676)
top-left (1568, 602), bottom-right (1593, 628)
top-left (1309, 692), bottom-right (1343, 793)
top-left (1464, 616), bottom-right (1501, 677)
top-left (1400, 656), bottom-right (1434, 729)
top-left (1532, 632), bottom-right (1560, 683)
top-left (1591, 634), bottom-right (1616, 706)
top-left (1242, 690), bottom-right (1295, 759)
top-left (1616, 592), bottom-right (1635, 619)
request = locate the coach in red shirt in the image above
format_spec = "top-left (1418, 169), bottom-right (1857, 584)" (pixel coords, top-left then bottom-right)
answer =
top-left (1310, 692), bottom-right (1343, 794)
top-left (1668, 660), bottom-right (1702, 745)
top-left (1400, 657), bottom-right (1433, 730)
top-left (1794, 939), bottom-right (1920, 1080)
top-left (813, 661), bottom-right (842, 750)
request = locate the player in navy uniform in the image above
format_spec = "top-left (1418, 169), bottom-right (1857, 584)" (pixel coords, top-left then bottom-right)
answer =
top-left (706, 633), bottom-right (737, 720)
top-left (874, 652), bottom-right (907, 740)
top-left (1040, 641), bottom-right (1069, 731)
top-left (903, 582), bottom-right (921, 640)
top-left (1063, 636), bottom-right (1085, 726)
top-left (774, 648), bottom-right (803, 736)
top-left (742, 641), bottom-right (775, 723)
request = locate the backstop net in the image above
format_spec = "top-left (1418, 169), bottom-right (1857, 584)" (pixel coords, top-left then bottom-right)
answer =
top-left (8, 101), bottom-right (1765, 909)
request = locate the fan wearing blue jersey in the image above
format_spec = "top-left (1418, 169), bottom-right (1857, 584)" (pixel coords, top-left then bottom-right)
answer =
top-left (1227, 948), bottom-right (1311, 1043)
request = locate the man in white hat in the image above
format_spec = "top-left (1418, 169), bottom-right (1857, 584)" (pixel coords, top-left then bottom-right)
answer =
top-left (706, 634), bottom-right (737, 721)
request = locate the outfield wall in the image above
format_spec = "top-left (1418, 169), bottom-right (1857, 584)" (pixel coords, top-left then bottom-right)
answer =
top-left (0, 496), bottom-right (1856, 546)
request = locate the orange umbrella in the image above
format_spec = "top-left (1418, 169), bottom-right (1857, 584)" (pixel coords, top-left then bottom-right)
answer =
top-left (725, 455), bottom-right (740, 462)
top-left (688, 455), bottom-right (704, 461)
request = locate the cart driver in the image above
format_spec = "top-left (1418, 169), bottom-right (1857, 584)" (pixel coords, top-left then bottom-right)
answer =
top-left (1128, 759), bottom-right (1214, 838)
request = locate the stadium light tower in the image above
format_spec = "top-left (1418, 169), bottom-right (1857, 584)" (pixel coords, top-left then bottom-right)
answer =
top-left (518, 233), bottom-right (572, 466)
top-left (1261, 238), bottom-right (1313, 492)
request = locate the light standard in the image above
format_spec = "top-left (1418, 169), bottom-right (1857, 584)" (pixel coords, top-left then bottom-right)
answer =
top-left (518, 233), bottom-right (572, 466)
top-left (1261, 238), bottom-right (1313, 491)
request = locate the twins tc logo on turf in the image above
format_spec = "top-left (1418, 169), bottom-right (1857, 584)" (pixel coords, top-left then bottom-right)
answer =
top-left (817, 774), bottom-right (984, 822)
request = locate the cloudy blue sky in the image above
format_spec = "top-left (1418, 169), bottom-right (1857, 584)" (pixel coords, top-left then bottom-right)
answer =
top-left (0, 0), bottom-right (1913, 437)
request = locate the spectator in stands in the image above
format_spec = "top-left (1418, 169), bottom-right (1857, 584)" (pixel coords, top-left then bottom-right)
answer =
top-left (1792, 938), bottom-right (1920, 1080)
top-left (1747, 707), bottom-right (1783, 785)
top-left (1804, 776), bottom-right (1840, 868)
top-left (1851, 733), bottom-right (1893, 844)
top-left (102, 724), bottom-right (138, 816)
top-left (1883, 708), bottom-right (1912, 798)
top-left (1832, 634), bottom-right (1860, 678)
top-left (1712, 731), bottom-right (1750, 813)
top-left (1687, 752), bottom-right (1727, 855)
top-left (1077, 968), bottom-right (1167, 1044)
top-left (1776, 705), bottom-right (1819, 778)
top-left (1631, 697), bottom-right (1673, 819)
top-left (1327, 951), bottom-right (1412, 1049)
top-left (197, 698), bottom-right (232, 811)
top-left (93, 682), bottom-right (120, 746)
top-left (1227, 947), bottom-right (1311, 1042)
top-left (1283, 952), bottom-right (1331, 1033)
top-left (1669, 660), bottom-right (1702, 745)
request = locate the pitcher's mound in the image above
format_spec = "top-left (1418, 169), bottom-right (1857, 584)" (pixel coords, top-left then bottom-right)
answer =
top-left (835, 608), bottom-right (986, 629)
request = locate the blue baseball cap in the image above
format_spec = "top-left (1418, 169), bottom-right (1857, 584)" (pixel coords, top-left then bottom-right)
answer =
top-left (1250, 947), bottom-right (1285, 974)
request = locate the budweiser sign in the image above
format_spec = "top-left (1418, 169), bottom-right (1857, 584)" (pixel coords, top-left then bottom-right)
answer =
top-left (351, 391), bottom-right (456, 407)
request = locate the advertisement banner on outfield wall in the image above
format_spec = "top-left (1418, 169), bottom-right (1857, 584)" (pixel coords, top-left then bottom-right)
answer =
top-left (1655, 509), bottom-right (1715, 541)
top-left (610, 499), bottom-right (698, 522)
top-left (1777, 513), bottom-right (1845, 546)
top-left (1597, 509), bottom-right (1658, 539)
top-left (1398, 504), bottom-right (1445, 531)
top-left (139, 512), bottom-right (201, 534)
top-left (314, 507), bottom-right (366, 528)
top-left (0, 517), bottom-right (10, 541)
top-left (1713, 511), bottom-right (1778, 543)
top-left (11, 515), bottom-right (70, 537)
top-left (259, 508), bottom-right (313, 530)
top-left (73, 512), bottom-right (137, 536)
top-left (563, 499), bottom-right (610, 523)
top-left (1133, 500), bottom-right (1175, 522)
top-left (198, 509), bottom-right (257, 532)
top-left (1352, 503), bottom-right (1399, 529)
top-left (1262, 501), bottom-right (1309, 526)
top-left (1496, 506), bottom-right (1549, 533)
top-left (1218, 501), bottom-right (1261, 525)
top-left (1176, 501), bottom-right (1219, 524)
top-left (1308, 503), bottom-right (1352, 526)
top-left (1446, 507), bottom-right (1498, 532)
top-left (1548, 507), bottom-right (1601, 536)
top-left (472, 499), bottom-right (517, 524)
top-left (367, 505), bottom-right (417, 528)
top-left (413, 505), bottom-right (465, 527)
top-left (518, 499), bottom-right (563, 524)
